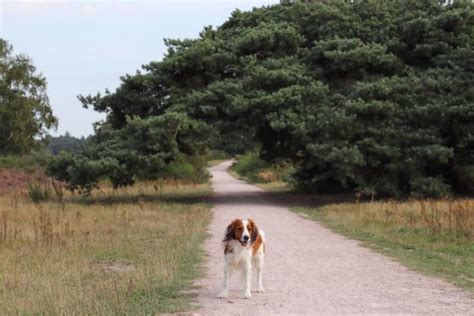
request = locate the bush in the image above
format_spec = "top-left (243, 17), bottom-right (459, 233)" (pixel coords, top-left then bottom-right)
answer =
top-left (27, 181), bottom-right (51, 203)
top-left (410, 177), bottom-right (452, 199)
top-left (0, 154), bottom-right (45, 173)
top-left (160, 156), bottom-right (209, 183)
top-left (455, 165), bottom-right (474, 194)
top-left (232, 152), bottom-right (291, 183)
top-left (162, 161), bottom-right (194, 180)
top-left (232, 152), bottom-right (269, 182)
top-left (47, 114), bottom-right (210, 192)
top-left (206, 150), bottom-right (231, 161)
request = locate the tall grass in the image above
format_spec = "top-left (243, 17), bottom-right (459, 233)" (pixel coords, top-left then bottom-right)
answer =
top-left (294, 199), bottom-right (474, 291)
top-left (0, 181), bottom-right (211, 314)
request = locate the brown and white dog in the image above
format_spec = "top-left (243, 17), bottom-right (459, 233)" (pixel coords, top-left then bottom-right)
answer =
top-left (218, 218), bottom-right (265, 299)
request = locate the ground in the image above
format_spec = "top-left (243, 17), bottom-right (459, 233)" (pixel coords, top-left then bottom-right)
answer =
top-left (0, 181), bottom-right (211, 314)
top-left (195, 160), bottom-right (474, 315)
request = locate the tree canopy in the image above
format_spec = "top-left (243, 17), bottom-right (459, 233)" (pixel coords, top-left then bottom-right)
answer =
top-left (51, 0), bottom-right (474, 197)
top-left (47, 132), bottom-right (87, 155)
top-left (0, 39), bottom-right (57, 155)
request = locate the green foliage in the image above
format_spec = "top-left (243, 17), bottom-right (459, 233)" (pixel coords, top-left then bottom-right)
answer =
top-left (410, 177), bottom-right (452, 198)
top-left (232, 152), bottom-right (269, 182)
top-left (27, 181), bottom-right (51, 203)
top-left (74, 1), bottom-right (474, 197)
top-left (0, 155), bottom-right (38, 171)
top-left (0, 151), bottom-right (50, 173)
top-left (0, 39), bottom-right (57, 154)
top-left (47, 133), bottom-right (86, 154)
top-left (232, 152), bottom-right (291, 184)
top-left (47, 113), bottom-right (209, 193)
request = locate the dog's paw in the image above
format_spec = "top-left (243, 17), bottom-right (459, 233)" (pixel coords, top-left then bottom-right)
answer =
top-left (243, 292), bottom-right (252, 299)
top-left (256, 287), bottom-right (265, 293)
top-left (218, 291), bottom-right (228, 299)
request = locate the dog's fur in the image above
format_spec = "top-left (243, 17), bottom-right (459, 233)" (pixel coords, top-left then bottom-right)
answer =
top-left (218, 218), bottom-right (265, 299)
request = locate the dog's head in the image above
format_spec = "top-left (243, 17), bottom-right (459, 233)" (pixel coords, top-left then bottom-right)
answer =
top-left (223, 218), bottom-right (258, 247)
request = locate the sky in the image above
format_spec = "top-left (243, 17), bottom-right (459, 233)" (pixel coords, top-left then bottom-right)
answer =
top-left (0, 0), bottom-right (279, 137)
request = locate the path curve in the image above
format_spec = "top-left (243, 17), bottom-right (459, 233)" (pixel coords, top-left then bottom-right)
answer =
top-left (195, 161), bottom-right (473, 315)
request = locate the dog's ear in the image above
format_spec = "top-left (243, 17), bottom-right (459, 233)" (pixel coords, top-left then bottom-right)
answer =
top-left (248, 218), bottom-right (259, 244)
top-left (223, 219), bottom-right (239, 243)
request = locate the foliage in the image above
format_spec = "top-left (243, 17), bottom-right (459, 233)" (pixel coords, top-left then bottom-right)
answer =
top-left (47, 132), bottom-right (87, 154)
top-left (47, 112), bottom-right (209, 194)
top-left (75, 1), bottom-right (473, 197)
top-left (27, 181), bottom-right (51, 203)
top-left (231, 152), bottom-right (269, 182)
top-left (0, 39), bottom-right (57, 154)
top-left (231, 152), bottom-right (291, 184)
top-left (0, 150), bottom-right (51, 174)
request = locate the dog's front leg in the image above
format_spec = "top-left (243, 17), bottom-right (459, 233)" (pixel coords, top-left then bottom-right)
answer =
top-left (218, 263), bottom-right (231, 298)
top-left (242, 262), bottom-right (252, 299)
top-left (255, 254), bottom-right (265, 292)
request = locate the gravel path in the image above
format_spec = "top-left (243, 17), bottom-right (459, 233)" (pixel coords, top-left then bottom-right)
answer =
top-left (195, 160), bottom-right (473, 315)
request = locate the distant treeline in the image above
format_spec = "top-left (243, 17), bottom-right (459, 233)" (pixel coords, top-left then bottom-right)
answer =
top-left (47, 0), bottom-right (473, 197)
top-left (47, 133), bottom-right (87, 155)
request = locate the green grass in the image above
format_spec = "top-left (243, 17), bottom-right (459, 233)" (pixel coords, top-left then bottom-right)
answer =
top-left (207, 159), bottom-right (227, 167)
top-left (229, 153), bottom-right (293, 192)
top-left (0, 154), bottom-right (43, 173)
top-left (229, 167), bottom-right (291, 192)
top-left (0, 181), bottom-right (212, 314)
top-left (293, 199), bottom-right (474, 293)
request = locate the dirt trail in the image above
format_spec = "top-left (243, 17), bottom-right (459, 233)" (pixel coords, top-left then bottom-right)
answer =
top-left (195, 161), bottom-right (473, 315)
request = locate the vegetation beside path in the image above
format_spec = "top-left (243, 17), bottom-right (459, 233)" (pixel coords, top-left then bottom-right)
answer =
top-left (0, 181), bottom-right (211, 314)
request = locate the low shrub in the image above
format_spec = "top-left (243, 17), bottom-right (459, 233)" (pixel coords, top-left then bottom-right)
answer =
top-left (232, 152), bottom-right (269, 182)
top-left (410, 177), bottom-right (452, 199)
top-left (158, 155), bottom-right (209, 183)
top-left (232, 152), bottom-right (290, 184)
top-left (27, 181), bottom-right (51, 203)
top-left (455, 165), bottom-right (474, 194)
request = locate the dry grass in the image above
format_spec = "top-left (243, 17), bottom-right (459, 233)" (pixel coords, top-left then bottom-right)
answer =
top-left (255, 181), bottom-right (291, 193)
top-left (227, 168), bottom-right (291, 193)
top-left (294, 199), bottom-right (474, 292)
top-left (0, 181), bottom-right (211, 314)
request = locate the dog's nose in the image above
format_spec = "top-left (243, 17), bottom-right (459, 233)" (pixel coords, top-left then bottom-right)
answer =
top-left (243, 235), bottom-right (249, 241)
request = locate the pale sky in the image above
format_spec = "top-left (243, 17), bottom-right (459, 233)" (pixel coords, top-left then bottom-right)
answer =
top-left (0, 0), bottom-right (279, 137)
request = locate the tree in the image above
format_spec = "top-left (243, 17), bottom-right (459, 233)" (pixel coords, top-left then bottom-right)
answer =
top-left (48, 112), bottom-right (209, 194)
top-left (59, 1), bottom-right (474, 197)
top-left (0, 39), bottom-right (57, 154)
top-left (47, 133), bottom-right (87, 154)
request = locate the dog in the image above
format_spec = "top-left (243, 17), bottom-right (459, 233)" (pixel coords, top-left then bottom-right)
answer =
top-left (218, 218), bottom-right (265, 299)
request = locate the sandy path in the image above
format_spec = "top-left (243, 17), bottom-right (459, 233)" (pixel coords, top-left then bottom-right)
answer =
top-left (195, 161), bottom-right (473, 315)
